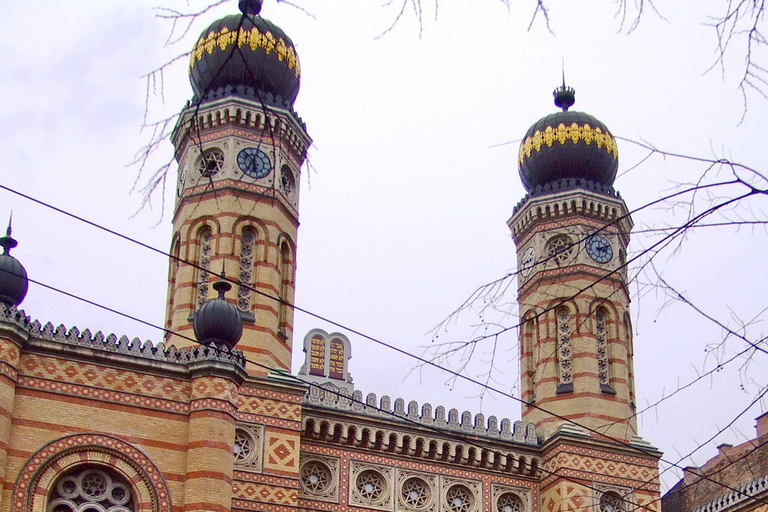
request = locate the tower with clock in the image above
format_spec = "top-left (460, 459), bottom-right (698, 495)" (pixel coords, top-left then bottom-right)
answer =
top-left (508, 84), bottom-right (660, 511)
top-left (509, 83), bottom-right (641, 441)
top-left (164, 0), bottom-right (311, 374)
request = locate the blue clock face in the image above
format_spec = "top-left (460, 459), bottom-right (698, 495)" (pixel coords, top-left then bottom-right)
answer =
top-left (586, 234), bottom-right (613, 264)
top-left (237, 148), bottom-right (271, 179)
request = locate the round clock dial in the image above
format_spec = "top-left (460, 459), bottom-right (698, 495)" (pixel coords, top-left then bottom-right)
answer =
top-left (177, 166), bottom-right (186, 197)
top-left (521, 246), bottom-right (536, 278)
top-left (237, 147), bottom-right (271, 179)
top-left (585, 234), bottom-right (613, 264)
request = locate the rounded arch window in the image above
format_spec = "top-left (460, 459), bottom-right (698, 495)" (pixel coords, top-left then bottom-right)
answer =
top-left (445, 484), bottom-right (475, 512)
top-left (496, 492), bottom-right (524, 512)
top-left (400, 477), bottom-right (430, 509)
top-left (300, 460), bottom-right (332, 495)
top-left (599, 492), bottom-right (624, 512)
top-left (48, 467), bottom-right (134, 512)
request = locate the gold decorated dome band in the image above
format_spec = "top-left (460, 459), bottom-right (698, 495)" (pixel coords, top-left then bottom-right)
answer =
top-left (518, 122), bottom-right (618, 166)
top-left (189, 26), bottom-right (300, 78)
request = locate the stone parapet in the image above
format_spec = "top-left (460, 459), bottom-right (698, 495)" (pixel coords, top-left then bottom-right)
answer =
top-left (303, 387), bottom-right (538, 446)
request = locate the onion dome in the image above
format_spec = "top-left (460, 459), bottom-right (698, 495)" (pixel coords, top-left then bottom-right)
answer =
top-left (0, 219), bottom-right (29, 307)
top-left (189, 0), bottom-right (301, 107)
top-left (193, 273), bottom-right (243, 348)
top-left (518, 84), bottom-right (618, 192)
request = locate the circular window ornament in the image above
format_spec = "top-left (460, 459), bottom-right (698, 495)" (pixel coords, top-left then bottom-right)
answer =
top-left (233, 429), bottom-right (254, 464)
top-left (300, 461), bottom-right (332, 495)
top-left (497, 492), bottom-right (523, 512)
top-left (280, 166), bottom-right (296, 198)
top-left (356, 470), bottom-right (386, 504)
top-left (546, 235), bottom-right (575, 266)
top-left (48, 468), bottom-right (135, 512)
top-left (446, 485), bottom-right (474, 512)
top-left (599, 492), bottom-right (624, 512)
top-left (401, 477), bottom-right (430, 509)
top-left (196, 148), bottom-right (225, 177)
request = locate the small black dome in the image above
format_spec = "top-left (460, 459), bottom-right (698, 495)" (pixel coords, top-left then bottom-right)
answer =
top-left (193, 276), bottom-right (243, 348)
top-left (189, 0), bottom-right (300, 106)
top-left (0, 223), bottom-right (28, 307)
top-left (518, 86), bottom-right (618, 192)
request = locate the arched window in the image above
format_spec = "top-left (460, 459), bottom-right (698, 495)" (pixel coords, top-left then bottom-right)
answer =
top-left (237, 227), bottom-right (257, 314)
top-left (555, 306), bottom-right (573, 394)
top-left (195, 227), bottom-right (213, 309)
top-left (521, 316), bottom-right (537, 405)
top-left (165, 236), bottom-right (180, 336)
top-left (595, 307), bottom-right (616, 395)
top-left (277, 241), bottom-right (293, 334)
top-left (624, 312), bottom-right (636, 407)
top-left (48, 467), bottom-right (134, 512)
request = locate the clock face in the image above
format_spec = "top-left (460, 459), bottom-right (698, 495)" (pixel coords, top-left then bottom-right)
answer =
top-left (237, 147), bottom-right (271, 179)
top-left (177, 166), bottom-right (186, 197)
top-left (521, 246), bottom-right (536, 277)
top-left (586, 234), bottom-right (613, 264)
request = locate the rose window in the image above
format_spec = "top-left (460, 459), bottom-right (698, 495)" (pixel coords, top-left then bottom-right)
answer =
top-left (196, 148), bottom-right (225, 177)
top-left (599, 492), bottom-right (623, 512)
top-left (300, 461), bottom-right (331, 495)
top-left (280, 167), bottom-right (295, 197)
top-left (357, 470), bottom-right (385, 503)
top-left (446, 485), bottom-right (474, 512)
top-left (401, 477), bottom-right (430, 509)
top-left (47, 468), bottom-right (133, 512)
top-left (233, 429), bottom-right (253, 463)
top-left (497, 493), bottom-right (523, 512)
top-left (546, 235), bottom-right (575, 265)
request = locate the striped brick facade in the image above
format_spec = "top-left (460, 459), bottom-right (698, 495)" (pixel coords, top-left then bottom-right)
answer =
top-left (165, 97), bottom-right (311, 375)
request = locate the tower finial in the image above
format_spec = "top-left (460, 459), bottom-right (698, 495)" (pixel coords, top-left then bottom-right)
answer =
top-left (239, 0), bottom-right (262, 15)
top-left (553, 66), bottom-right (575, 112)
top-left (212, 263), bottom-right (232, 299)
top-left (0, 213), bottom-right (18, 255)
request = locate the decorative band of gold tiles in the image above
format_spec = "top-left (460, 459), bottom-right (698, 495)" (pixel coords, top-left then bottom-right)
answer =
top-left (190, 26), bottom-right (300, 77)
top-left (518, 123), bottom-right (618, 165)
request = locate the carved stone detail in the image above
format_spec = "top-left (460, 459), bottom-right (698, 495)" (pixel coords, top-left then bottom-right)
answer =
top-left (234, 424), bottom-right (263, 472)
top-left (299, 455), bottom-right (340, 503)
top-left (349, 461), bottom-right (393, 510)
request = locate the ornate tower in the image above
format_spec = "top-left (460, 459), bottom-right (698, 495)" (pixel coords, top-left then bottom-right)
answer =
top-left (509, 86), bottom-right (661, 512)
top-left (509, 85), bottom-right (636, 442)
top-left (165, 0), bottom-right (311, 375)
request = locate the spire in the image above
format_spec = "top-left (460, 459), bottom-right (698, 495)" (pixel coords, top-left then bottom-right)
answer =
top-left (0, 213), bottom-right (18, 255)
top-left (553, 66), bottom-right (575, 111)
top-left (212, 265), bottom-right (232, 299)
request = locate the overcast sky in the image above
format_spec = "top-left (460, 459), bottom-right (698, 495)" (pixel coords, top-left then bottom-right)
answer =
top-left (3, 0), bottom-right (767, 493)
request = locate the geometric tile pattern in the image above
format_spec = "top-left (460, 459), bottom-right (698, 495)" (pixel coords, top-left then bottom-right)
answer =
top-left (192, 377), bottom-right (238, 403)
top-left (264, 433), bottom-right (299, 472)
top-left (19, 354), bottom-right (190, 400)
top-left (540, 482), bottom-right (589, 512)
top-left (232, 481), bottom-right (296, 505)
top-left (17, 376), bottom-right (190, 414)
top-left (541, 445), bottom-right (658, 491)
top-left (238, 396), bottom-right (300, 421)
top-left (12, 433), bottom-right (171, 512)
top-left (0, 341), bottom-right (20, 381)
